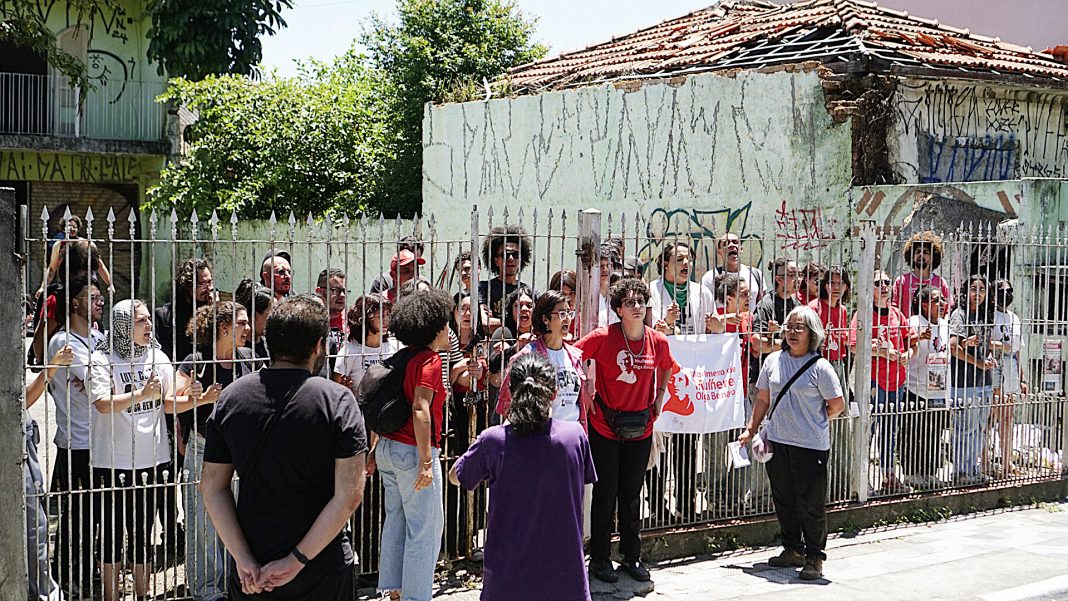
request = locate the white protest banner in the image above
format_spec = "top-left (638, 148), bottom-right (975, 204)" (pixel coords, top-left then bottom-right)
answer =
top-left (654, 334), bottom-right (746, 434)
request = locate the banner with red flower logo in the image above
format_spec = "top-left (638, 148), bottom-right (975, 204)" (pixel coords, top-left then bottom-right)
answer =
top-left (654, 334), bottom-right (746, 434)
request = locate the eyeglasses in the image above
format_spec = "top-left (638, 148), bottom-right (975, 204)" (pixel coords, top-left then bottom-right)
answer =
top-left (554, 310), bottom-right (576, 319)
top-left (86, 294), bottom-right (105, 304)
top-left (927, 298), bottom-right (946, 304)
top-left (496, 251), bottom-right (520, 260)
top-left (329, 287), bottom-right (350, 296)
top-left (776, 271), bottom-right (800, 279)
top-left (622, 298), bottom-right (646, 309)
top-left (875, 279), bottom-right (892, 287)
top-left (785, 324), bottom-right (808, 333)
top-left (273, 268), bottom-right (292, 277)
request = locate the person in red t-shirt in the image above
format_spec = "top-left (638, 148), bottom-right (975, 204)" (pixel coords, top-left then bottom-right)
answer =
top-left (892, 231), bottom-right (952, 318)
top-left (808, 265), bottom-right (851, 382)
top-left (575, 279), bottom-right (674, 585)
top-left (373, 288), bottom-right (453, 601)
top-left (797, 261), bottom-right (825, 305)
top-left (849, 270), bottom-right (916, 495)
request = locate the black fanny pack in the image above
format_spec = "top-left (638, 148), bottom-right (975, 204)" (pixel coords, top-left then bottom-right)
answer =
top-left (594, 394), bottom-right (651, 440)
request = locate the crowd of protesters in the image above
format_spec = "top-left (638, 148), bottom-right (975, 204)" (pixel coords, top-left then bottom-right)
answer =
top-left (22, 222), bottom-right (1037, 600)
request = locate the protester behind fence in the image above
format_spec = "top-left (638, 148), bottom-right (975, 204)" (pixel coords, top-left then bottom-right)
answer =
top-left (702, 232), bottom-right (765, 314)
top-left (201, 294), bottom-right (368, 600)
top-left (948, 275), bottom-right (996, 485)
top-left (797, 262), bottom-right (824, 305)
top-left (444, 292), bottom-right (490, 557)
top-left (175, 302), bottom-right (253, 601)
top-left (260, 248), bottom-right (293, 302)
top-left (235, 279), bottom-right (275, 369)
top-left (25, 344), bottom-right (73, 601)
top-left (479, 225), bottom-right (536, 331)
top-left (738, 305), bottom-right (845, 581)
top-left (648, 241), bottom-right (714, 337)
top-left (89, 299), bottom-right (184, 601)
top-left (45, 213), bottom-right (82, 261)
top-left (990, 279), bottom-right (1027, 477)
top-left (503, 285), bottom-right (536, 349)
top-left (36, 225), bottom-right (114, 300)
top-left (900, 284), bottom-right (952, 490)
top-left (550, 269), bottom-right (579, 338)
top-left (892, 232), bottom-right (951, 318)
top-left (31, 240), bottom-right (108, 365)
top-left (751, 258), bottom-right (801, 394)
top-left (849, 270), bottom-right (915, 494)
top-left (808, 265), bottom-right (851, 387)
top-left (596, 244), bottom-right (623, 327)
top-left (156, 258), bottom-right (216, 365)
top-left (451, 251), bottom-right (473, 299)
top-left (46, 274), bottom-right (105, 597)
top-left (383, 250), bottom-right (427, 302)
top-left (316, 268), bottom-right (350, 372)
top-left (575, 279), bottom-right (674, 584)
top-left (333, 294), bottom-right (397, 391)
top-left (373, 289), bottom-right (453, 601)
top-left (452, 352), bottom-right (598, 601)
top-left (369, 235), bottom-right (425, 296)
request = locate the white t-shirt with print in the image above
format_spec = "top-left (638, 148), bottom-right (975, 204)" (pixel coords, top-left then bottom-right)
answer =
top-left (47, 329), bottom-right (106, 450)
top-left (89, 348), bottom-right (174, 470)
top-left (334, 338), bottom-right (399, 388)
top-left (545, 347), bottom-right (582, 423)
top-left (906, 314), bottom-right (951, 401)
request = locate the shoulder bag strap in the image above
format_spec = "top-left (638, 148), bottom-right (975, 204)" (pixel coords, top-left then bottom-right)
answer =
top-left (767, 355), bottom-right (821, 420)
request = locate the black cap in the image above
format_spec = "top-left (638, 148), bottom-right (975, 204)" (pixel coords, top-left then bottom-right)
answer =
top-left (261, 247), bottom-right (292, 266)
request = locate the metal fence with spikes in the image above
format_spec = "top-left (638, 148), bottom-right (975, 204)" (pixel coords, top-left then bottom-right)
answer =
top-left (7, 199), bottom-right (1068, 600)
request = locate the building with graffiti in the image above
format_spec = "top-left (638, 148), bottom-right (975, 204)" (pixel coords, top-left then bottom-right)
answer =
top-left (0, 0), bottom-right (173, 297)
top-left (422, 0), bottom-right (1068, 267)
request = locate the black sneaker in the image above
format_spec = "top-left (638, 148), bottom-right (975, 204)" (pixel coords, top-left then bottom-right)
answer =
top-left (589, 559), bottom-right (619, 583)
top-left (621, 560), bottom-right (651, 582)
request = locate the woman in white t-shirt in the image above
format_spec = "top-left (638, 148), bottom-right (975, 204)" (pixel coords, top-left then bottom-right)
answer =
top-left (989, 279), bottom-right (1027, 478)
top-left (333, 294), bottom-right (397, 391)
top-left (89, 299), bottom-right (198, 601)
top-left (900, 284), bottom-right (952, 490)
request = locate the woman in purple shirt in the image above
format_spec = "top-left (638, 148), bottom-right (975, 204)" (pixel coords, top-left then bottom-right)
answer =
top-left (450, 352), bottom-right (598, 601)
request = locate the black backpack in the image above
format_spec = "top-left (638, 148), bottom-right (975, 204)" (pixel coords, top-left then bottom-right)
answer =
top-left (355, 347), bottom-right (418, 434)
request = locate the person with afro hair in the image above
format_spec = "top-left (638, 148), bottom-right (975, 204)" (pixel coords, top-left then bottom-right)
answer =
top-left (893, 231), bottom-right (951, 318)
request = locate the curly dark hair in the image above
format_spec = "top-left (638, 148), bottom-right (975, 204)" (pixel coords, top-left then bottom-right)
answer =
top-left (531, 289), bottom-right (568, 335)
top-left (348, 294), bottom-right (391, 342)
top-left (506, 352), bottom-right (557, 436)
top-left (609, 278), bottom-right (650, 313)
top-left (390, 288), bottom-right (453, 347)
top-left (480, 225), bottom-right (532, 275)
top-left (453, 250), bottom-right (471, 273)
top-left (503, 285), bottom-right (536, 334)
top-left (902, 230), bottom-right (944, 270)
top-left (175, 257), bottom-right (212, 304)
top-left (186, 301), bottom-right (245, 350)
top-left (711, 271), bottom-right (742, 304)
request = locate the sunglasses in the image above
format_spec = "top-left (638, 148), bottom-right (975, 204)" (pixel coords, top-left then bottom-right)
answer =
top-left (622, 298), bottom-right (647, 309)
top-left (496, 251), bottom-right (520, 260)
top-left (875, 279), bottom-right (892, 287)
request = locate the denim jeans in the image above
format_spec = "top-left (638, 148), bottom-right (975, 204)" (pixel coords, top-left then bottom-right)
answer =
top-left (184, 434), bottom-right (230, 601)
top-left (24, 418), bottom-right (62, 601)
top-left (951, 386), bottom-right (993, 478)
top-left (376, 438), bottom-right (443, 601)
top-left (871, 386), bottom-right (904, 477)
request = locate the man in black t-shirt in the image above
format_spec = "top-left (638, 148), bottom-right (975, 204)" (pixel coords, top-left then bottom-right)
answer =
top-left (202, 295), bottom-right (368, 600)
top-left (478, 225), bottom-right (536, 332)
top-left (751, 256), bottom-right (802, 383)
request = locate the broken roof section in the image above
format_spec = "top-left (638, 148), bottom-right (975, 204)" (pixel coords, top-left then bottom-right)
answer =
top-left (505, 0), bottom-right (1068, 94)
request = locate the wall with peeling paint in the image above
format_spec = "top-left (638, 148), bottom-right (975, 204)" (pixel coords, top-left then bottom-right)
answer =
top-left (890, 79), bottom-right (1068, 184)
top-left (423, 69), bottom-right (854, 265)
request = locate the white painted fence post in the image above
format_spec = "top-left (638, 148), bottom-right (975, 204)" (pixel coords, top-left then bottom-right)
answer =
top-left (853, 221), bottom-right (877, 502)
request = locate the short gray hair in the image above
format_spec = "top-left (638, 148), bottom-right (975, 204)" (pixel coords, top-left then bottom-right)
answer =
top-left (785, 305), bottom-right (825, 354)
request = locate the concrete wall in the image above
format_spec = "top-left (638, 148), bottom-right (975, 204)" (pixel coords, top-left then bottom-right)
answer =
top-left (423, 68), bottom-right (855, 273)
top-left (890, 78), bottom-right (1068, 184)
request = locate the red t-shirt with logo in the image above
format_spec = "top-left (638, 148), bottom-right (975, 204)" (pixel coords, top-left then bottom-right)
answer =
top-left (715, 307), bottom-right (751, 396)
top-left (808, 299), bottom-right (849, 362)
top-left (383, 348), bottom-right (446, 448)
top-left (848, 307), bottom-right (914, 391)
top-left (574, 324), bottom-right (675, 441)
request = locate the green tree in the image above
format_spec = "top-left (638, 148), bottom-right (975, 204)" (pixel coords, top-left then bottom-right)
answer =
top-left (147, 50), bottom-right (398, 220)
top-left (362, 0), bottom-right (547, 215)
top-left (146, 0), bottom-right (293, 80)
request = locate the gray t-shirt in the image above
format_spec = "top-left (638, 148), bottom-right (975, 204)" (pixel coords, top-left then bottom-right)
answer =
top-left (757, 350), bottom-right (843, 451)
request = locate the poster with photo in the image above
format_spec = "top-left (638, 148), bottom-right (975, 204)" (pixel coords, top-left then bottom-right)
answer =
top-left (1042, 341), bottom-right (1063, 394)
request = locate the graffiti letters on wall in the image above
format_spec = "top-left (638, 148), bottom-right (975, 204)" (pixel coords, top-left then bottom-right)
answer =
top-left (896, 81), bottom-right (1068, 182)
top-left (0, 151), bottom-right (141, 183)
top-left (774, 199), bottom-right (838, 250)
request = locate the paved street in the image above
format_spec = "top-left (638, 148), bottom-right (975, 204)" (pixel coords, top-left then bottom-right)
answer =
top-left (433, 503), bottom-right (1068, 601)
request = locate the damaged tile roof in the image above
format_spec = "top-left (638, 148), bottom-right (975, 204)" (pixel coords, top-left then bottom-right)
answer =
top-left (505, 0), bottom-right (1068, 94)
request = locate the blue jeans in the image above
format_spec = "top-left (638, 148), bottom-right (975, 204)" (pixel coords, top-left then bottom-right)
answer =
top-left (376, 438), bottom-right (443, 601)
top-left (24, 418), bottom-right (62, 601)
top-left (184, 434), bottom-right (230, 601)
top-left (951, 386), bottom-right (993, 478)
top-left (871, 386), bottom-right (904, 477)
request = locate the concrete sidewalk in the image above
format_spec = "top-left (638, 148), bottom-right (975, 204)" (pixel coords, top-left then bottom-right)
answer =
top-left (431, 503), bottom-right (1068, 601)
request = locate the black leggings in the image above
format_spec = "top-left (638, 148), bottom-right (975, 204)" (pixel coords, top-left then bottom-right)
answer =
top-left (50, 448), bottom-right (97, 590)
top-left (588, 427), bottom-right (653, 563)
top-left (94, 464), bottom-right (166, 564)
top-left (766, 442), bottom-right (829, 560)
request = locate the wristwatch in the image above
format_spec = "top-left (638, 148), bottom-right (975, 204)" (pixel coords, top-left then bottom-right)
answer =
top-left (291, 548), bottom-right (309, 566)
